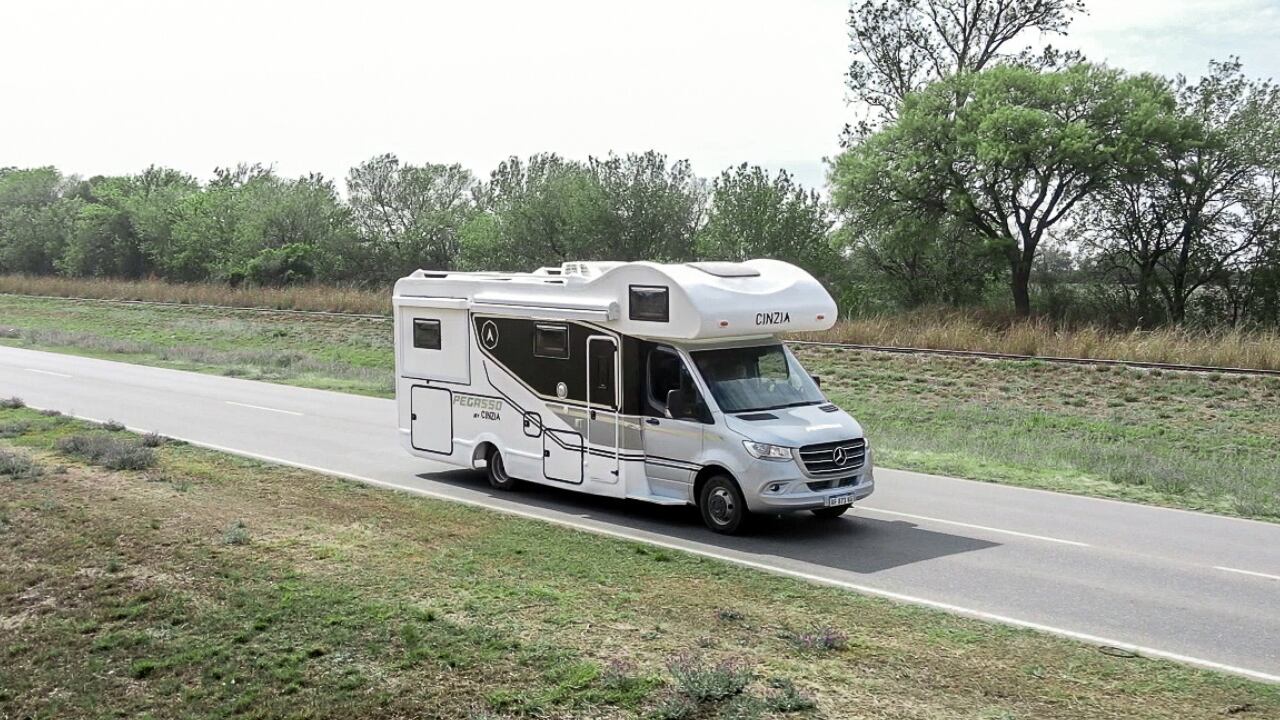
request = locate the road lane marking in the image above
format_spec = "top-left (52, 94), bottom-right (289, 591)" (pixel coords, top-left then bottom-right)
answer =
top-left (858, 507), bottom-right (1091, 547)
top-left (25, 368), bottom-right (73, 378)
top-left (21, 403), bottom-right (1280, 686)
top-left (225, 401), bottom-right (303, 417)
top-left (1216, 566), bottom-right (1280, 582)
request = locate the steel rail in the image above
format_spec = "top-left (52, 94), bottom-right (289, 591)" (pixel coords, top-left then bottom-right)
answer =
top-left (6, 292), bottom-right (1279, 377)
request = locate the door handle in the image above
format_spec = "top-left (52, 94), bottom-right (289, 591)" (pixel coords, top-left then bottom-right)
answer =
top-left (590, 410), bottom-right (597, 420)
top-left (645, 418), bottom-right (660, 426)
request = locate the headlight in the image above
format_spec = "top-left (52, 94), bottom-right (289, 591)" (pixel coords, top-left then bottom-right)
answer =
top-left (743, 441), bottom-right (792, 461)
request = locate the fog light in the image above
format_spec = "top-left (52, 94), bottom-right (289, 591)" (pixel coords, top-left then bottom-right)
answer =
top-left (766, 482), bottom-right (787, 494)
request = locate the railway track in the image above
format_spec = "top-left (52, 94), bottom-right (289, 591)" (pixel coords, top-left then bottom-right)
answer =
top-left (7, 292), bottom-right (1280, 378)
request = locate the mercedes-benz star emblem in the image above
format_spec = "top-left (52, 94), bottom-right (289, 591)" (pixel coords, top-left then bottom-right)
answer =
top-left (480, 320), bottom-right (500, 350)
top-left (832, 447), bottom-right (848, 466)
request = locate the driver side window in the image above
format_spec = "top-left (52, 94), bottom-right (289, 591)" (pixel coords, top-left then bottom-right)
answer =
top-left (646, 346), bottom-right (702, 420)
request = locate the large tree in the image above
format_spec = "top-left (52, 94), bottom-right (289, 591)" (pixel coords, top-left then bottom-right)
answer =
top-left (1083, 60), bottom-right (1280, 325)
top-left (699, 164), bottom-right (839, 286)
top-left (845, 0), bottom-right (1085, 135)
top-left (346, 154), bottom-right (476, 276)
top-left (833, 63), bottom-right (1189, 316)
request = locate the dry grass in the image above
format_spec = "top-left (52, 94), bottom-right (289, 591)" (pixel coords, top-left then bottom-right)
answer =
top-left (0, 274), bottom-right (391, 315)
top-left (809, 309), bottom-right (1280, 371)
top-left (3, 406), bottom-right (1277, 719)
top-left (6, 276), bottom-right (1280, 370)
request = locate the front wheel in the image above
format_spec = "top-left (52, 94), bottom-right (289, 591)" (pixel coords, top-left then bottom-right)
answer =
top-left (811, 505), bottom-right (851, 520)
top-left (486, 449), bottom-right (519, 491)
top-left (699, 475), bottom-right (750, 534)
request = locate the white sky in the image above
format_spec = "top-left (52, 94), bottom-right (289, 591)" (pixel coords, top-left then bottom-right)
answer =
top-left (2, 0), bottom-right (1278, 191)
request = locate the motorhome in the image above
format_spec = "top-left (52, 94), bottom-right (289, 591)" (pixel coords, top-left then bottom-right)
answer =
top-left (393, 259), bottom-right (873, 533)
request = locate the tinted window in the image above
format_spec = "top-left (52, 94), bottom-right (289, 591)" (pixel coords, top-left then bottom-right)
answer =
top-left (691, 344), bottom-right (824, 413)
top-left (629, 285), bottom-right (669, 322)
top-left (648, 348), bottom-right (684, 409)
top-left (413, 319), bottom-right (441, 350)
top-left (533, 324), bottom-right (569, 359)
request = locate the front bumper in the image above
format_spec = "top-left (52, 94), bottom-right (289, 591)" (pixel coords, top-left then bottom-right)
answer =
top-left (743, 467), bottom-right (875, 513)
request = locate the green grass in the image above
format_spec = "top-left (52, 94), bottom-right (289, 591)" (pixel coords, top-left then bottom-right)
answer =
top-left (2, 406), bottom-right (1277, 719)
top-left (3, 294), bottom-right (1278, 521)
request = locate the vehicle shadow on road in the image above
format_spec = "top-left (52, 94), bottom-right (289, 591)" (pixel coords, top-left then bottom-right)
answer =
top-left (418, 470), bottom-right (999, 574)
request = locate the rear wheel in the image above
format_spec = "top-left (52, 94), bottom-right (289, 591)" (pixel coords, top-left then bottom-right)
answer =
top-left (699, 474), bottom-right (750, 534)
top-left (486, 448), bottom-right (519, 490)
top-left (811, 505), bottom-right (851, 520)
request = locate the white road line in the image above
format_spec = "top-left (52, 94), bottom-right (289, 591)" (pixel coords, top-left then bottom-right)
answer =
top-left (20, 403), bottom-right (1280, 686)
top-left (224, 400), bottom-right (303, 417)
top-left (24, 368), bottom-right (73, 378)
top-left (1216, 566), bottom-right (1280, 582)
top-left (858, 506), bottom-right (1092, 547)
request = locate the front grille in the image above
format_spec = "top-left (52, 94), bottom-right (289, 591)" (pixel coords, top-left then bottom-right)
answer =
top-left (798, 438), bottom-right (866, 476)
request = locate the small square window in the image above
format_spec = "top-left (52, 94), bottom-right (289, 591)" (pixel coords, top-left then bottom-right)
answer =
top-left (629, 285), bottom-right (670, 322)
top-left (413, 318), bottom-right (441, 350)
top-left (534, 324), bottom-right (570, 359)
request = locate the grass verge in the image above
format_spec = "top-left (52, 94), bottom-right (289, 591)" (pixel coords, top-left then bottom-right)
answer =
top-left (2, 294), bottom-right (1278, 521)
top-left (2, 405), bottom-right (1277, 719)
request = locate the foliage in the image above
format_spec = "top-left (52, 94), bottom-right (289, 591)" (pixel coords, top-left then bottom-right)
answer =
top-left (845, 0), bottom-right (1086, 134)
top-left (834, 63), bottom-right (1192, 316)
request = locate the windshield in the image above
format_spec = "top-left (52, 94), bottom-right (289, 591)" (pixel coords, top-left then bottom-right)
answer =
top-left (691, 344), bottom-right (825, 414)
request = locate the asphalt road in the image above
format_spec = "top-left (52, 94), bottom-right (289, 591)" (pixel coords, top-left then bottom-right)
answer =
top-left (2, 345), bottom-right (1278, 682)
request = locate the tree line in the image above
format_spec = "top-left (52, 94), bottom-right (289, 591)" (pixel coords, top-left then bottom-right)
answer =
top-left (0, 153), bottom-right (836, 292)
top-left (2, 0), bottom-right (1278, 330)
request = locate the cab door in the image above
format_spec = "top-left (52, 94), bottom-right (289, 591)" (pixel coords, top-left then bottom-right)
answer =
top-left (641, 346), bottom-right (704, 486)
top-left (585, 335), bottom-right (620, 484)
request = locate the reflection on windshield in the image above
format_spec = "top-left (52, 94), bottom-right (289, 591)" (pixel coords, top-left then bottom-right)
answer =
top-left (691, 344), bottom-right (825, 413)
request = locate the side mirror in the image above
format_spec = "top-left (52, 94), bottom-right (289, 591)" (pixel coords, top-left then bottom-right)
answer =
top-left (667, 388), bottom-right (691, 420)
top-left (811, 374), bottom-right (822, 388)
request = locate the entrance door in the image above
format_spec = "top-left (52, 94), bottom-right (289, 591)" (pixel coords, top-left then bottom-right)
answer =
top-left (585, 335), bottom-right (620, 483)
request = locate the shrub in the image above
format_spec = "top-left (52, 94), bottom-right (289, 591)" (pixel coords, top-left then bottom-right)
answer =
top-left (648, 692), bottom-right (697, 720)
top-left (0, 421), bottom-right (30, 438)
top-left (37, 409), bottom-right (62, 417)
top-left (141, 432), bottom-right (167, 448)
top-left (0, 448), bottom-right (42, 479)
top-left (666, 653), bottom-right (752, 704)
top-left (764, 678), bottom-right (816, 713)
top-left (222, 520), bottom-right (250, 546)
top-left (100, 420), bottom-right (126, 432)
top-left (0, 397), bottom-right (24, 409)
top-left (785, 625), bottom-right (848, 652)
top-left (56, 433), bottom-right (156, 471)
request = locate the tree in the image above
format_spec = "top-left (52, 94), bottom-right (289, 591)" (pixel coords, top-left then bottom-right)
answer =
top-left (1081, 60), bottom-right (1280, 325)
top-left (587, 151), bottom-right (705, 262)
top-left (845, 0), bottom-right (1085, 135)
top-left (699, 164), bottom-right (840, 286)
top-left (0, 167), bottom-right (80, 275)
top-left (833, 63), bottom-right (1188, 316)
top-left (346, 154), bottom-right (476, 277)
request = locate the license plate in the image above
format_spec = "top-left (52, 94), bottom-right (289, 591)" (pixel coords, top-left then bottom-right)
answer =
top-left (826, 494), bottom-right (855, 508)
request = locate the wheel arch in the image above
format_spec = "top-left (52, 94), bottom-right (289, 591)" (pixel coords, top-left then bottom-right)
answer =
top-left (693, 464), bottom-right (737, 505)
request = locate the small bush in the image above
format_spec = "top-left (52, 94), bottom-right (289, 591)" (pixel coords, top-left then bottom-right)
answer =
top-left (764, 678), bottom-right (816, 713)
top-left (648, 692), bottom-right (697, 720)
top-left (786, 625), bottom-right (848, 652)
top-left (0, 421), bottom-right (30, 438)
top-left (56, 433), bottom-right (156, 471)
top-left (100, 420), bottom-right (126, 432)
top-left (141, 432), bottom-right (167, 448)
top-left (0, 449), bottom-right (43, 480)
top-left (0, 327), bottom-right (20, 339)
top-left (716, 609), bottom-right (744, 622)
top-left (222, 520), bottom-right (250, 546)
top-left (666, 653), bottom-right (752, 704)
top-left (37, 409), bottom-right (62, 417)
top-left (0, 397), bottom-right (24, 409)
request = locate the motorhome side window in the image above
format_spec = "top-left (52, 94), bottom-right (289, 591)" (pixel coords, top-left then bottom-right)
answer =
top-left (629, 285), bottom-right (669, 322)
top-left (646, 346), bottom-right (700, 419)
top-left (412, 319), bottom-right (441, 350)
top-left (533, 323), bottom-right (569, 359)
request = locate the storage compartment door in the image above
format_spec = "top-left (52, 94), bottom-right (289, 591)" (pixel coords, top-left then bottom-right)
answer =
top-left (543, 429), bottom-right (583, 484)
top-left (410, 386), bottom-right (453, 455)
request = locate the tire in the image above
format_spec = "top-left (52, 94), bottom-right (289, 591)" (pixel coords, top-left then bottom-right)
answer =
top-left (698, 474), bottom-right (750, 534)
top-left (486, 448), bottom-right (519, 491)
top-left (811, 505), bottom-right (851, 520)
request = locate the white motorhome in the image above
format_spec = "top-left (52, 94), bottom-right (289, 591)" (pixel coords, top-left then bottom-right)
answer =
top-left (393, 259), bottom-right (873, 533)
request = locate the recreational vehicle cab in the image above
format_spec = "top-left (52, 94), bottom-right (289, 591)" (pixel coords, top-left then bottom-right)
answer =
top-left (393, 259), bottom-right (874, 533)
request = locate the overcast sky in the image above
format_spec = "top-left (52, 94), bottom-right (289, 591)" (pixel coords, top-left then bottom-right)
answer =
top-left (2, 0), bottom-right (1278, 191)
